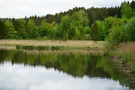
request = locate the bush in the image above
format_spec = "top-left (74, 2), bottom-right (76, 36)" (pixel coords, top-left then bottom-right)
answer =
top-left (16, 45), bottom-right (22, 49)
top-left (22, 46), bottom-right (36, 50)
top-left (51, 46), bottom-right (64, 51)
top-left (37, 46), bottom-right (50, 50)
top-left (105, 26), bottom-right (122, 51)
top-left (105, 17), bottom-right (135, 52)
top-left (132, 67), bottom-right (135, 74)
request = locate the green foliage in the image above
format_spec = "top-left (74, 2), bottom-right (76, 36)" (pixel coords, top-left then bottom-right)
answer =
top-left (16, 45), bottom-right (22, 50)
top-left (105, 17), bottom-right (135, 51)
top-left (0, 20), bottom-right (17, 39)
top-left (121, 2), bottom-right (134, 18)
top-left (121, 54), bottom-right (132, 63)
top-left (132, 67), bottom-right (135, 74)
top-left (71, 10), bottom-right (90, 40)
top-left (90, 20), bottom-right (109, 41)
top-left (13, 19), bottom-right (27, 39)
top-left (40, 20), bottom-right (48, 37)
top-left (130, 1), bottom-right (135, 10)
top-left (90, 16), bottom-right (125, 41)
top-left (26, 19), bottom-right (39, 39)
top-left (0, 1), bottom-right (135, 40)
top-left (59, 15), bottom-right (70, 40)
top-left (51, 21), bottom-right (58, 39)
top-left (37, 46), bottom-right (50, 50)
top-left (22, 46), bottom-right (36, 50)
top-left (51, 46), bottom-right (64, 51)
top-left (56, 23), bottom-right (63, 39)
top-left (124, 17), bottom-right (135, 41)
top-left (4, 20), bottom-right (17, 39)
top-left (0, 20), bottom-right (5, 39)
top-left (90, 22), bottom-right (99, 41)
top-left (16, 45), bottom-right (65, 51)
top-left (39, 20), bottom-right (54, 39)
top-left (106, 26), bottom-right (122, 50)
top-left (104, 16), bottom-right (119, 28)
top-left (56, 10), bottom-right (90, 40)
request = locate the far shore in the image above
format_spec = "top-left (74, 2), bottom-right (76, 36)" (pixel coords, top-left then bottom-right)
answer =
top-left (0, 40), bottom-right (105, 51)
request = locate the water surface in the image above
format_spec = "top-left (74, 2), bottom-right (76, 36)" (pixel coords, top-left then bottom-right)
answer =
top-left (0, 50), bottom-right (130, 90)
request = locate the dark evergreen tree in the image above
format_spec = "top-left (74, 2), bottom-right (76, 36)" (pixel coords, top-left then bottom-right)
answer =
top-left (0, 19), bottom-right (4, 39)
top-left (130, 1), bottom-right (135, 10)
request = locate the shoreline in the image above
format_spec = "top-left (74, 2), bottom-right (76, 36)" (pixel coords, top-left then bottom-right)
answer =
top-left (105, 55), bottom-right (135, 88)
top-left (1, 40), bottom-right (135, 88)
top-left (0, 40), bottom-right (104, 51)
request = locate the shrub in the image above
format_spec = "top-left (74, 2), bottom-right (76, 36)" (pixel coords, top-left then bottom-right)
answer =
top-left (22, 46), bottom-right (36, 50)
top-left (131, 67), bottom-right (135, 74)
top-left (105, 26), bottom-right (122, 51)
top-left (51, 46), bottom-right (64, 51)
top-left (105, 17), bottom-right (135, 52)
top-left (16, 45), bottom-right (22, 49)
top-left (37, 46), bottom-right (50, 50)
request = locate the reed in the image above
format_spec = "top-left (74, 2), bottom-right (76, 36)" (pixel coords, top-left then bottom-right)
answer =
top-left (116, 42), bottom-right (135, 54)
top-left (132, 67), bottom-right (135, 74)
top-left (116, 42), bottom-right (135, 63)
top-left (0, 40), bottom-right (104, 48)
top-left (114, 43), bottom-right (135, 73)
top-left (1, 40), bottom-right (104, 52)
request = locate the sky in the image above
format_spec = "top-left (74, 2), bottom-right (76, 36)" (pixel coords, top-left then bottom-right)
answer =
top-left (0, 0), bottom-right (132, 18)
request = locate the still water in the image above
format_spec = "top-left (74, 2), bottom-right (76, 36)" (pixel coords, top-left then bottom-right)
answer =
top-left (0, 50), bottom-right (130, 90)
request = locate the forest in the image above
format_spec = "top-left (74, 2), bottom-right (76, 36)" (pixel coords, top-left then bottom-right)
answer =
top-left (1, 1), bottom-right (135, 88)
top-left (0, 1), bottom-right (135, 47)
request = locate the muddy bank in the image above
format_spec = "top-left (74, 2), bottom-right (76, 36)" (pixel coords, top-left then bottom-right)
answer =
top-left (104, 54), bottom-right (135, 89)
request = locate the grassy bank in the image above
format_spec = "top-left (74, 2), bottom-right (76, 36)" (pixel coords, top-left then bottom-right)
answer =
top-left (116, 43), bottom-right (135, 73)
top-left (105, 42), bottom-right (135, 87)
top-left (106, 42), bottom-right (135, 73)
top-left (0, 40), bottom-right (104, 51)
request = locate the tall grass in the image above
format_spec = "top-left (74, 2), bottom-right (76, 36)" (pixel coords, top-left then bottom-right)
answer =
top-left (115, 42), bottom-right (135, 73)
top-left (115, 42), bottom-right (135, 62)
top-left (1, 40), bottom-right (104, 51)
top-left (116, 42), bottom-right (135, 54)
top-left (0, 40), bottom-right (104, 48)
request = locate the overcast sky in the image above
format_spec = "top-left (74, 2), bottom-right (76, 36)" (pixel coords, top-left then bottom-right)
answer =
top-left (0, 0), bottom-right (132, 18)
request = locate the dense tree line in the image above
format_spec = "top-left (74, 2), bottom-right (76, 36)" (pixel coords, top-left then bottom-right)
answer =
top-left (0, 1), bottom-right (135, 40)
top-left (0, 9), bottom-right (89, 40)
top-left (104, 1), bottom-right (135, 51)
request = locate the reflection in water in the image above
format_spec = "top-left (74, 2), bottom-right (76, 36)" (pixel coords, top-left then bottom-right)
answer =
top-left (0, 62), bottom-right (128, 90)
top-left (0, 50), bottom-right (130, 90)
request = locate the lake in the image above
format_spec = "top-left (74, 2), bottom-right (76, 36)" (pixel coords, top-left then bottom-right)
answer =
top-left (0, 50), bottom-right (131, 90)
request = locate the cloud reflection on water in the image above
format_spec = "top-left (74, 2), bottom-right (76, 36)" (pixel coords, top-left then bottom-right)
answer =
top-left (0, 62), bottom-right (129, 90)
